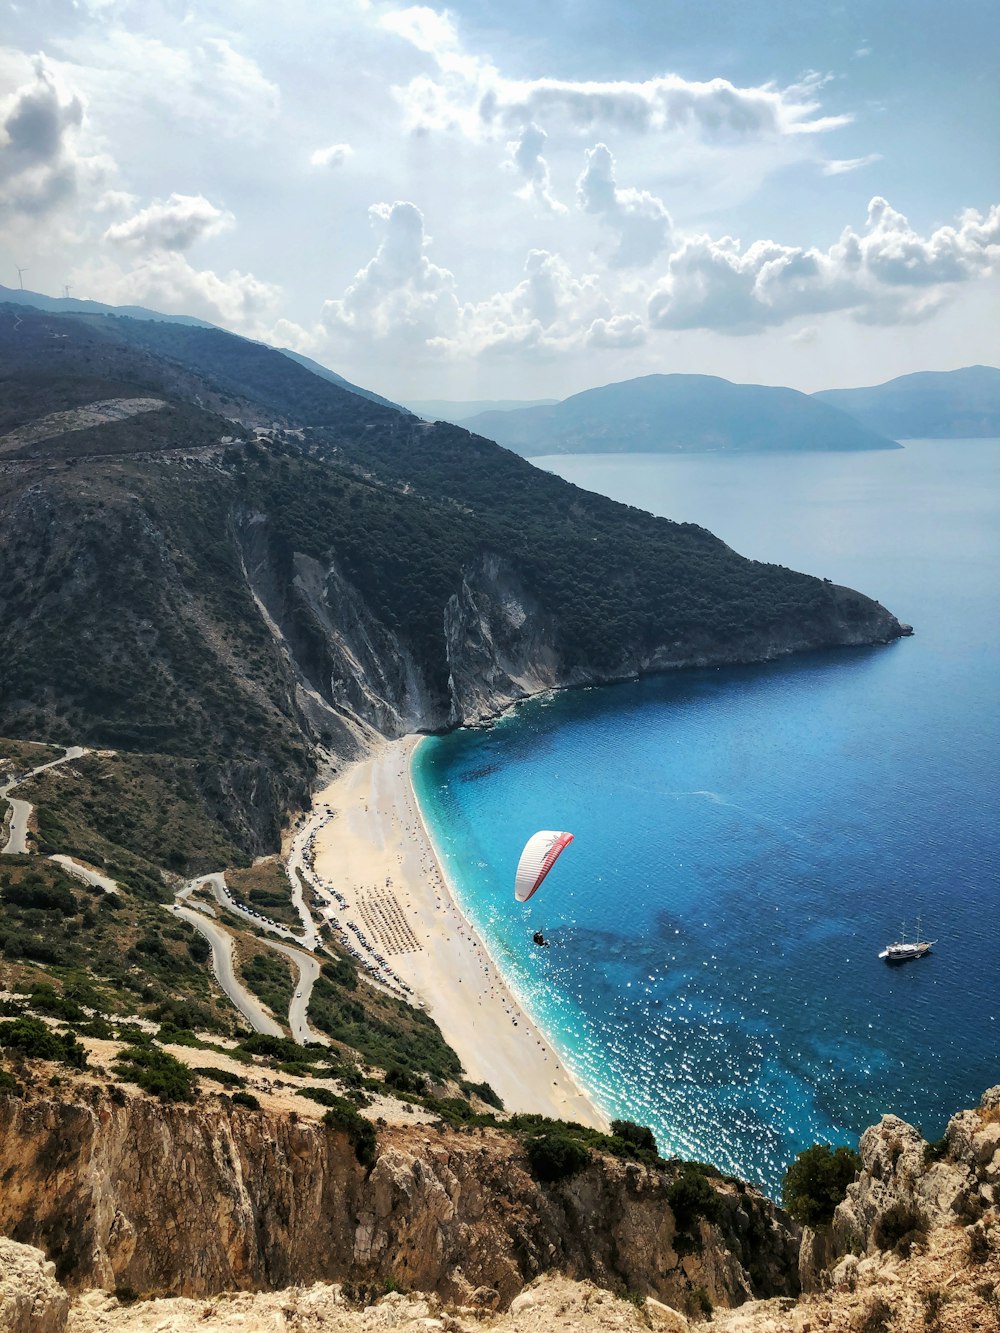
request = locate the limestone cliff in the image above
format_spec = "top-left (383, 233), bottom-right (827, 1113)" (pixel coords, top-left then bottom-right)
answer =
top-left (0, 1086), bottom-right (798, 1311)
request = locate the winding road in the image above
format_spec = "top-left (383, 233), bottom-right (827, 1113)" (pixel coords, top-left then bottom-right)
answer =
top-left (172, 903), bottom-right (283, 1037)
top-left (1, 746), bottom-right (87, 855)
top-left (264, 939), bottom-right (329, 1046)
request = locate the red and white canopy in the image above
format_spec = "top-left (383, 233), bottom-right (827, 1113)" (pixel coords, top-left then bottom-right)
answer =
top-left (514, 830), bottom-right (574, 903)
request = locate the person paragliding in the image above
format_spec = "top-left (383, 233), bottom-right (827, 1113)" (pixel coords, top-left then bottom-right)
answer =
top-left (515, 830), bottom-right (573, 945)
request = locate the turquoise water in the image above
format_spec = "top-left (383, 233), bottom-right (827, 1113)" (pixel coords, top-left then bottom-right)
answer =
top-left (412, 439), bottom-right (1000, 1196)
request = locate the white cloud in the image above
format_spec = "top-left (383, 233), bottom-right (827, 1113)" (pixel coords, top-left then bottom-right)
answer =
top-left (322, 199), bottom-right (460, 345)
top-left (60, 30), bottom-right (280, 138)
top-left (103, 193), bottom-right (234, 251)
top-left (0, 55), bottom-right (86, 217)
top-left (310, 142), bottom-right (354, 168)
top-left (821, 153), bottom-right (881, 176)
top-left (647, 197), bottom-right (1000, 333)
top-left (503, 122), bottom-right (565, 213)
top-left (577, 142), bottom-right (672, 267)
top-left (586, 313), bottom-right (646, 349)
top-left (380, 8), bottom-right (848, 144)
top-left (76, 250), bottom-right (283, 334)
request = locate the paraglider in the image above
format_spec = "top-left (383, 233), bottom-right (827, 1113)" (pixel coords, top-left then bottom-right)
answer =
top-left (514, 830), bottom-right (574, 903)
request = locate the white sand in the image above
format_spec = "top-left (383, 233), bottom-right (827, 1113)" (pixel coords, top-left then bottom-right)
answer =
top-left (310, 737), bottom-right (606, 1128)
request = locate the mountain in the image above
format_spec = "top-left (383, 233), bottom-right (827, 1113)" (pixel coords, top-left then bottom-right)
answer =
top-left (461, 373), bottom-right (899, 456)
top-left (277, 347), bottom-right (404, 411)
top-left (0, 305), bottom-right (907, 852)
top-left (0, 282), bottom-right (214, 327)
top-left (404, 397), bottom-right (559, 423)
top-left (0, 284), bottom-right (400, 412)
top-left (814, 365), bottom-right (1000, 438)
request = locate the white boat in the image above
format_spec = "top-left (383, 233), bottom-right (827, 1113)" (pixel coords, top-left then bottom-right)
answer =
top-left (878, 918), bottom-right (936, 964)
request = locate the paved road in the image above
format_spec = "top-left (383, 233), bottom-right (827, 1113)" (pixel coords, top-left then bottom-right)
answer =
top-left (193, 871), bottom-right (305, 943)
top-left (1, 746), bottom-right (87, 855)
top-left (264, 939), bottom-right (329, 1046)
top-left (172, 904), bottom-right (283, 1037)
top-left (49, 854), bottom-right (119, 894)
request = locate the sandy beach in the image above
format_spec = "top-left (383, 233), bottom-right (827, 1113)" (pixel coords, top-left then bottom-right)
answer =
top-left (309, 736), bottom-right (606, 1128)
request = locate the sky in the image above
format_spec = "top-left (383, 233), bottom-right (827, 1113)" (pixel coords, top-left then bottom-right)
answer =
top-left (1, 0), bottom-right (998, 402)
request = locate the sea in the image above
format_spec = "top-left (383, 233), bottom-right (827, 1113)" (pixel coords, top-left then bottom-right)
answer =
top-left (412, 438), bottom-right (1000, 1198)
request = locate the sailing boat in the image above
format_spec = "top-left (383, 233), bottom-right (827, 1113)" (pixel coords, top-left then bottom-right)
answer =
top-left (878, 917), bottom-right (936, 964)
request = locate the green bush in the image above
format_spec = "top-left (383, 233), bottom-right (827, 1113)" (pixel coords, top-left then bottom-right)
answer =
top-left (872, 1202), bottom-right (929, 1256)
top-left (323, 1099), bottom-right (378, 1167)
top-left (524, 1130), bottom-right (592, 1183)
top-left (114, 1044), bottom-right (197, 1102)
top-left (231, 1090), bottom-right (260, 1110)
top-left (667, 1164), bottom-right (721, 1253)
top-left (460, 1079), bottom-right (504, 1110)
top-left (781, 1143), bottom-right (860, 1227)
top-left (0, 1015), bottom-right (87, 1069)
top-left (0, 1068), bottom-right (20, 1095)
top-left (193, 1066), bottom-right (244, 1087)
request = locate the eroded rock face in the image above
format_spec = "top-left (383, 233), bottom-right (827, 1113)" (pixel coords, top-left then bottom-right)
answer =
top-left (0, 1237), bottom-right (69, 1333)
top-left (0, 1088), bottom-right (798, 1312)
top-left (832, 1087), bottom-right (1000, 1258)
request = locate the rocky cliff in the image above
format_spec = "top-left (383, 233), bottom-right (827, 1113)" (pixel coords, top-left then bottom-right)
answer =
top-left (0, 1085), bottom-right (798, 1311)
top-left (3, 1088), bottom-right (998, 1331)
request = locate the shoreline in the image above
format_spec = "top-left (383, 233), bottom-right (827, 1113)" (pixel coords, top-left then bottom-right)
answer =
top-left (309, 736), bottom-right (606, 1128)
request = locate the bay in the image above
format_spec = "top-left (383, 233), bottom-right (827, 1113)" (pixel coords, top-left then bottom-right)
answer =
top-left (412, 439), bottom-right (1000, 1195)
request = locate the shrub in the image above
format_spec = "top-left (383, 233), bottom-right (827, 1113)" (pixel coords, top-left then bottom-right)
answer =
top-left (231, 1090), bottom-right (260, 1110)
top-left (460, 1079), bottom-right (504, 1110)
top-left (923, 1135), bottom-right (949, 1164)
top-left (324, 1099), bottom-right (378, 1167)
top-left (193, 1066), bottom-right (244, 1087)
top-left (873, 1202), bottom-right (929, 1256)
top-left (781, 1143), bottom-right (860, 1227)
top-left (857, 1296), bottom-right (893, 1333)
top-left (667, 1165), bottom-right (721, 1254)
top-left (299, 1086), bottom-right (342, 1108)
top-left (114, 1044), bottom-right (197, 1102)
top-left (0, 1016), bottom-right (87, 1069)
top-left (967, 1223), bottom-right (992, 1265)
top-left (523, 1130), bottom-right (591, 1183)
top-left (0, 1068), bottom-right (20, 1095)
top-left (611, 1119), bottom-right (658, 1154)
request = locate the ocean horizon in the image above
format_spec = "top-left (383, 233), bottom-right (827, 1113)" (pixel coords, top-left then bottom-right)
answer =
top-left (412, 439), bottom-right (1000, 1197)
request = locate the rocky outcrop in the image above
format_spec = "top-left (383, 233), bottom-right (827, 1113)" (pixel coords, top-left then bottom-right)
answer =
top-left (0, 1238), bottom-right (68, 1333)
top-left (833, 1085), bottom-right (1000, 1257)
top-left (0, 1087), bottom-right (797, 1311)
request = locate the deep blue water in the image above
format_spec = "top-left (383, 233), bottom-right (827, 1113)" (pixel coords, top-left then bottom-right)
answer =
top-left (412, 440), bottom-right (1000, 1196)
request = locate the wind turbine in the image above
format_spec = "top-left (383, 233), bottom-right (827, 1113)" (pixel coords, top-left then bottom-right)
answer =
top-left (16, 266), bottom-right (28, 290)
top-left (63, 284), bottom-right (72, 299)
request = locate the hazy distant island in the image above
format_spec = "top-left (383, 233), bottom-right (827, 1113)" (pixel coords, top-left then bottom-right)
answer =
top-left (814, 364), bottom-right (1000, 438)
top-left (459, 372), bottom-right (901, 456)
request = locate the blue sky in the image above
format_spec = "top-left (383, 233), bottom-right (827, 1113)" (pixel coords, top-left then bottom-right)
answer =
top-left (1, 0), bottom-right (997, 400)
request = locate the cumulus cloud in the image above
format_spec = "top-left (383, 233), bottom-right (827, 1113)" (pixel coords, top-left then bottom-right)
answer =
top-left (586, 313), bottom-right (646, 349)
top-left (0, 56), bottom-right (86, 217)
top-left (322, 200), bottom-right (460, 344)
top-left (319, 198), bottom-right (627, 361)
top-left (577, 142), bottom-right (672, 267)
top-left (310, 142), bottom-right (353, 168)
top-left (77, 250), bottom-right (283, 333)
top-left (503, 122), bottom-right (565, 212)
top-left (647, 196), bottom-right (1000, 333)
top-left (103, 193), bottom-right (234, 251)
top-left (380, 8), bottom-right (847, 143)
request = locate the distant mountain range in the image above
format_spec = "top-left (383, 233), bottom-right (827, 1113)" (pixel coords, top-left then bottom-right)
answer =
top-left (461, 374), bottom-right (900, 456)
top-left (404, 397), bottom-right (558, 423)
top-left (813, 366), bottom-right (1000, 439)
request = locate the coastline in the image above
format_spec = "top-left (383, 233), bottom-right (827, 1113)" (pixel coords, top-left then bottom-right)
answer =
top-left (309, 735), bottom-right (606, 1128)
